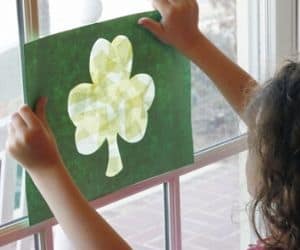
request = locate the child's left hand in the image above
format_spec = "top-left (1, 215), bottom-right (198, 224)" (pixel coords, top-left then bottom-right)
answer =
top-left (6, 97), bottom-right (64, 174)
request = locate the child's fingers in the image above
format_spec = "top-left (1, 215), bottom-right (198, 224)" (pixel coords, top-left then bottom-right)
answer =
top-left (138, 18), bottom-right (165, 41)
top-left (35, 97), bottom-right (50, 128)
top-left (35, 97), bottom-right (56, 139)
top-left (186, 0), bottom-right (198, 8)
top-left (5, 134), bottom-right (16, 155)
top-left (11, 113), bottom-right (27, 131)
top-left (168, 0), bottom-right (181, 4)
top-left (18, 105), bottom-right (40, 129)
top-left (7, 121), bottom-right (16, 136)
top-left (6, 118), bottom-right (20, 155)
top-left (169, 0), bottom-right (192, 4)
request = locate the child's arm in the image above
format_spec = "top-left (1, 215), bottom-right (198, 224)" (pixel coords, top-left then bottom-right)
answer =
top-left (6, 97), bottom-right (131, 250)
top-left (139, 0), bottom-right (257, 117)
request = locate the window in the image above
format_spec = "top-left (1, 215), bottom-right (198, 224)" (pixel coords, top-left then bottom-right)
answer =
top-left (0, 1), bottom-right (298, 250)
top-left (0, 0), bottom-right (26, 226)
top-left (0, 1), bottom-right (37, 249)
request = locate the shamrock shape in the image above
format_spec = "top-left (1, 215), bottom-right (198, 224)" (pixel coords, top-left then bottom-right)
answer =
top-left (68, 35), bottom-right (155, 177)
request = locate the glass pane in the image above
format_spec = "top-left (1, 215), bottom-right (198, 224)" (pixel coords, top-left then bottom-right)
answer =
top-left (193, 0), bottom-right (243, 152)
top-left (0, 235), bottom-right (35, 250)
top-left (101, 186), bottom-right (165, 249)
top-left (100, 0), bottom-right (151, 21)
top-left (0, 0), bottom-right (26, 226)
top-left (181, 152), bottom-right (250, 250)
top-left (53, 185), bottom-right (165, 250)
top-left (47, 0), bottom-right (103, 34)
top-left (46, 0), bottom-right (151, 35)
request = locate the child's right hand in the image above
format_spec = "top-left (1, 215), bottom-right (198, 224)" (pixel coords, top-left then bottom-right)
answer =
top-left (6, 97), bottom-right (64, 174)
top-left (139, 0), bottom-right (201, 54)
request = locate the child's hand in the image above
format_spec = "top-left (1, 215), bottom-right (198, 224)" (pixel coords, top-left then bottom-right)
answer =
top-left (6, 97), bottom-right (63, 174)
top-left (139, 0), bottom-right (200, 53)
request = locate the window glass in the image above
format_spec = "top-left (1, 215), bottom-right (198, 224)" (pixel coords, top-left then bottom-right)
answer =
top-left (47, 0), bottom-right (151, 34)
top-left (181, 152), bottom-right (249, 249)
top-left (193, 0), bottom-right (243, 152)
top-left (99, 186), bottom-right (165, 249)
top-left (0, 1), bottom-right (19, 51)
top-left (100, 186), bottom-right (166, 249)
top-left (47, 0), bottom-right (103, 34)
top-left (0, 0), bottom-right (26, 226)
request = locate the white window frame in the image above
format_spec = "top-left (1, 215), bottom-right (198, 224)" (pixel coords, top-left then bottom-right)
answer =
top-left (0, 0), bottom-right (298, 249)
top-left (237, 0), bottom-right (298, 81)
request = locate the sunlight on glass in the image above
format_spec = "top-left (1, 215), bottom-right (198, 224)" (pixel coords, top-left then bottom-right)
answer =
top-left (100, 0), bottom-right (152, 21)
top-left (49, 0), bottom-right (152, 33)
top-left (49, 0), bottom-right (103, 33)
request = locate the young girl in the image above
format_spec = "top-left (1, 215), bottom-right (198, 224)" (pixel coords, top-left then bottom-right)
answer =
top-left (6, 0), bottom-right (297, 249)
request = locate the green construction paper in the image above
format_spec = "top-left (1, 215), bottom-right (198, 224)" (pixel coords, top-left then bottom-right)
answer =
top-left (24, 11), bottom-right (194, 225)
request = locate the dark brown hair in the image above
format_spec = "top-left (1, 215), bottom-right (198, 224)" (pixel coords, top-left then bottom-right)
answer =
top-left (245, 61), bottom-right (300, 249)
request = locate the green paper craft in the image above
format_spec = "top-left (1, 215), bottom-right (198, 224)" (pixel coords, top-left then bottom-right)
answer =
top-left (24, 11), bottom-right (194, 225)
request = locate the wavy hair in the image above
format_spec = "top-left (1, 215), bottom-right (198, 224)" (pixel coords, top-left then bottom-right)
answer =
top-left (245, 61), bottom-right (300, 250)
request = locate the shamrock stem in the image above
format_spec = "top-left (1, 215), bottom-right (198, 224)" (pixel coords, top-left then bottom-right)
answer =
top-left (106, 136), bottom-right (123, 177)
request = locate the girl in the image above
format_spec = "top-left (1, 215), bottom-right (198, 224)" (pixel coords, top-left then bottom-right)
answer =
top-left (6, 0), bottom-right (295, 249)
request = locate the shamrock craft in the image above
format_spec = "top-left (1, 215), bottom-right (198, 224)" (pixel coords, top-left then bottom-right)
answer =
top-left (68, 35), bottom-right (155, 177)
